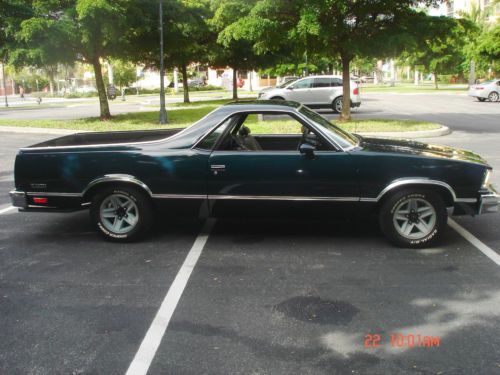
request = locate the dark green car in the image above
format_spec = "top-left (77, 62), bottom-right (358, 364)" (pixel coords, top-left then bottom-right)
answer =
top-left (9, 101), bottom-right (498, 247)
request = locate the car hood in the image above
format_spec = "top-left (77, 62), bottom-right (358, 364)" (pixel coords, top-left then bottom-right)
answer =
top-left (357, 136), bottom-right (490, 166)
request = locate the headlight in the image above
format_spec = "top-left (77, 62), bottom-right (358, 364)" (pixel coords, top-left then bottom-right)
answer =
top-left (482, 169), bottom-right (492, 188)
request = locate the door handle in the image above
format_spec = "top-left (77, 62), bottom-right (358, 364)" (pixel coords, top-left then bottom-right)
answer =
top-left (211, 164), bottom-right (226, 170)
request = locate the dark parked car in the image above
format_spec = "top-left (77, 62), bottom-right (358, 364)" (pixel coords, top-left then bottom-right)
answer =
top-left (10, 101), bottom-right (498, 247)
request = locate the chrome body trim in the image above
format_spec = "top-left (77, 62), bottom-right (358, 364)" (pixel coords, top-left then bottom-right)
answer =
top-left (152, 194), bottom-right (206, 199)
top-left (82, 174), bottom-right (154, 197)
top-left (26, 191), bottom-right (83, 197)
top-left (361, 178), bottom-right (458, 203)
top-left (207, 195), bottom-right (360, 202)
top-left (455, 198), bottom-right (477, 203)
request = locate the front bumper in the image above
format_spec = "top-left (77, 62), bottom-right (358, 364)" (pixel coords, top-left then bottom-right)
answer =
top-left (478, 191), bottom-right (499, 214)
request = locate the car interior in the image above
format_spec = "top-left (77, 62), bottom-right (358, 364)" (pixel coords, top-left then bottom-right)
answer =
top-left (216, 113), bottom-right (331, 152)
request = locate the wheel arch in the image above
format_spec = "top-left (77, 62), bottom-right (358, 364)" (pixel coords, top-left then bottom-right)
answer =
top-left (270, 96), bottom-right (285, 100)
top-left (82, 174), bottom-right (153, 202)
top-left (373, 179), bottom-right (456, 208)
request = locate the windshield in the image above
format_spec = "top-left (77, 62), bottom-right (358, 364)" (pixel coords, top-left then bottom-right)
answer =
top-left (299, 106), bottom-right (358, 149)
top-left (278, 78), bottom-right (298, 88)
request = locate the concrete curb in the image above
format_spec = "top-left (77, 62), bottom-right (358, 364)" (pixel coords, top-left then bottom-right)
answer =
top-left (0, 124), bottom-right (451, 139)
top-left (358, 125), bottom-right (451, 139)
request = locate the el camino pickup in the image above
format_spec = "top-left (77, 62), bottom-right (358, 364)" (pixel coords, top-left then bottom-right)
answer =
top-left (10, 101), bottom-right (499, 247)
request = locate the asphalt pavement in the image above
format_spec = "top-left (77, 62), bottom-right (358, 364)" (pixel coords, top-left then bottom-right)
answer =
top-left (0, 92), bottom-right (499, 375)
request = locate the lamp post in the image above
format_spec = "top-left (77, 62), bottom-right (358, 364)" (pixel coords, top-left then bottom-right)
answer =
top-left (159, 0), bottom-right (167, 123)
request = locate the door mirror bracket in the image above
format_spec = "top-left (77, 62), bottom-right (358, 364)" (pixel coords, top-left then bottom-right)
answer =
top-left (299, 143), bottom-right (316, 159)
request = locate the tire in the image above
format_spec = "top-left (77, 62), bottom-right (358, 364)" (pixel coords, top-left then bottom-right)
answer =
top-left (270, 96), bottom-right (285, 101)
top-left (488, 91), bottom-right (499, 102)
top-left (378, 188), bottom-right (447, 248)
top-left (332, 96), bottom-right (343, 113)
top-left (90, 186), bottom-right (153, 242)
top-left (477, 98), bottom-right (486, 102)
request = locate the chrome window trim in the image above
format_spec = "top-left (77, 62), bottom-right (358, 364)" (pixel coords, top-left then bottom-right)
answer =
top-left (191, 108), bottom-right (345, 152)
top-left (152, 194), bottom-right (206, 199)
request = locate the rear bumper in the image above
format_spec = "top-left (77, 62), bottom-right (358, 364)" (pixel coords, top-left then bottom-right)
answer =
top-left (10, 190), bottom-right (85, 212)
top-left (10, 190), bottom-right (27, 208)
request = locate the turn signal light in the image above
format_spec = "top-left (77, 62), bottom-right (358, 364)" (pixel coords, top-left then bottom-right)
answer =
top-left (33, 197), bottom-right (48, 204)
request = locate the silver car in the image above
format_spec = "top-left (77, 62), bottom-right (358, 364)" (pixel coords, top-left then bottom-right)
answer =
top-left (468, 79), bottom-right (500, 102)
top-left (258, 75), bottom-right (361, 113)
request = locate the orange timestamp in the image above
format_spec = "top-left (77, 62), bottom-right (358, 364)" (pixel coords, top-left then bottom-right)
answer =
top-left (364, 333), bottom-right (441, 348)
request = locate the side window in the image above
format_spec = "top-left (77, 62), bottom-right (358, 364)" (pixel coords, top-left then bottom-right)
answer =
top-left (290, 78), bottom-right (313, 89)
top-left (331, 78), bottom-right (342, 87)
top-left (312, 78), bottom-right (333, 88)
top-left (196, 117), bottom-right (232, 150)
top-left (216, 113), bottom-right (331, 152)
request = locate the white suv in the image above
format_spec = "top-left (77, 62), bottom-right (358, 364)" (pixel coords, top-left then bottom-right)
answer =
top-left (258, 75), bottom-right (361, 113)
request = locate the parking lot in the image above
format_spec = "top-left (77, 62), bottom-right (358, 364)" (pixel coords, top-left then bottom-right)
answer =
top-left (1, 93), bottom-right (500, 375)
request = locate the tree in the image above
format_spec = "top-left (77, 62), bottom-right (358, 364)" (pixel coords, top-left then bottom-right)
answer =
top-left (210, 0), bottom-right (277, 100)
top-left (17, 0), bottom-right (147, 119)
top-left (405, 17), bottom-right (473, 88)
top-left (221, 0), bottom-right (439, 120)
top-left (476, 24), bottom-right (500, 76)
top-left (110, 59), bottom-right (137, 92)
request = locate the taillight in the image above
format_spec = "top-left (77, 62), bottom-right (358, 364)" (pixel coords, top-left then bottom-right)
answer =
top-left (353, 87), bottom-right (359, 95)
top-left (476, 87), bottom-right (484, 90)
top-left (33, 197), bottom-right (48, 204)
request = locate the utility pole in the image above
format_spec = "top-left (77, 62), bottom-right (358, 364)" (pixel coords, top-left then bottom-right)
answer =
top-left (159, 0), bottom-right (168, 124)
top-left (1, 62), bottom-right (8, 107)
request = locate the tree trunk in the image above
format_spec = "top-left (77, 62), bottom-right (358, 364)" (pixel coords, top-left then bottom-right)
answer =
top-left (92, 57), bottom-right (111, 119)
top-left (433, 71), bottom-right (438, 89)
top-left (181, 63), bottom-right (190, 103)
top-left (232, 68), bottom-right (238, 100)
top-left (340, 54), bottom-right (351, 121)
top-left (48, 70), bottom-right (55, 96)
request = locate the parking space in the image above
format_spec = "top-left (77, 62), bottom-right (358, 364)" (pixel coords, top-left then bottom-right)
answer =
top-left (1, 96), bottom-right (499, 375)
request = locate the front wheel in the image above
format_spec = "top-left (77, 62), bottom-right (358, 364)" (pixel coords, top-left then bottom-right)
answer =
top-left (488, 91), bottom-right (499, 102)
top-left (90, 186), bottom-right (153, 242)
top-left (378, 189), bottom-right (447, 248)
top-left (332, 96), bottom-right (343, 113)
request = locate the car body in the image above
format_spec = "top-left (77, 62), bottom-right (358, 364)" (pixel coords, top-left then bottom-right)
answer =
top-left (468, 79), bottom-right (500, 102)
top-left (10, 101), bottom-right (498, 247)
top-left (258, 75), bottom-right (361, 113)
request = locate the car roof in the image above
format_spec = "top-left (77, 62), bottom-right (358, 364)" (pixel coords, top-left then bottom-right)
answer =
top-left (223, 100), bottom-right (301, 112)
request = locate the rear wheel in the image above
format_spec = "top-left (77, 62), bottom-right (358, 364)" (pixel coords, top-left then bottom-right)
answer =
top-left (332, 96), bottom-right (343, 113)
top-left (378, 188), bottom-right (447, 248)
top-left (488, 91), bottom-right (499, 102)
top-left (90, 186), bottom-right (153, 242)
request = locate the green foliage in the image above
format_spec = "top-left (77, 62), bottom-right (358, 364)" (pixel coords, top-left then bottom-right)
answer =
top-left (109, 59), bottom-right (136, 89)
top-left (476, 24), bottom-right (500, 74)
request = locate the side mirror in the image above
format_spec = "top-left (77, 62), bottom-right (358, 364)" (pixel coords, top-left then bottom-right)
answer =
top-left (287, 86), bottom-right (294, 90)
top-left (299, 143), bottom-right (316, 159)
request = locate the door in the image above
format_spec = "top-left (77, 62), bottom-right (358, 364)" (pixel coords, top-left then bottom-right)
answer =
top-left (309, 77), bottom-right (335, 105)
top-left (286, 78), bottom-right (314, 104)
top-left (205, 111), bottom-right (359, 217)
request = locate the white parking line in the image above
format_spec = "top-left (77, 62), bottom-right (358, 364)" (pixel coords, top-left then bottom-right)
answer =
top-left (449, 218), bottom-right (500, 266)
top-left (0, 206), bottom-right (15, 215)
top-left (125, 218), bottom-right (216, 375)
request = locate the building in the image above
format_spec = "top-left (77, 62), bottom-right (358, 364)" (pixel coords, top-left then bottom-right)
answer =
top-left (431, 0), bottom-right (499, 22)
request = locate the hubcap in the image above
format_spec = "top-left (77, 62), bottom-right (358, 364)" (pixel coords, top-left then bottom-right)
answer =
top-left (99, 194), bottom-right (139, 234)
top-left (392, 197), bottom-right (436, 240)
top-left (335, 99), bottom-right (343, 112)
top-left (490, 92), bottom-right (499, 102)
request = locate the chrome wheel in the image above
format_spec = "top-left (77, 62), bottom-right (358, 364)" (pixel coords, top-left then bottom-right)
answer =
top-left (489, 92), bottom-right (499, 102)
top-left (99, 193), bottom-right (139, 234)
top-left (392, 197), bottom-right (436, 240)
